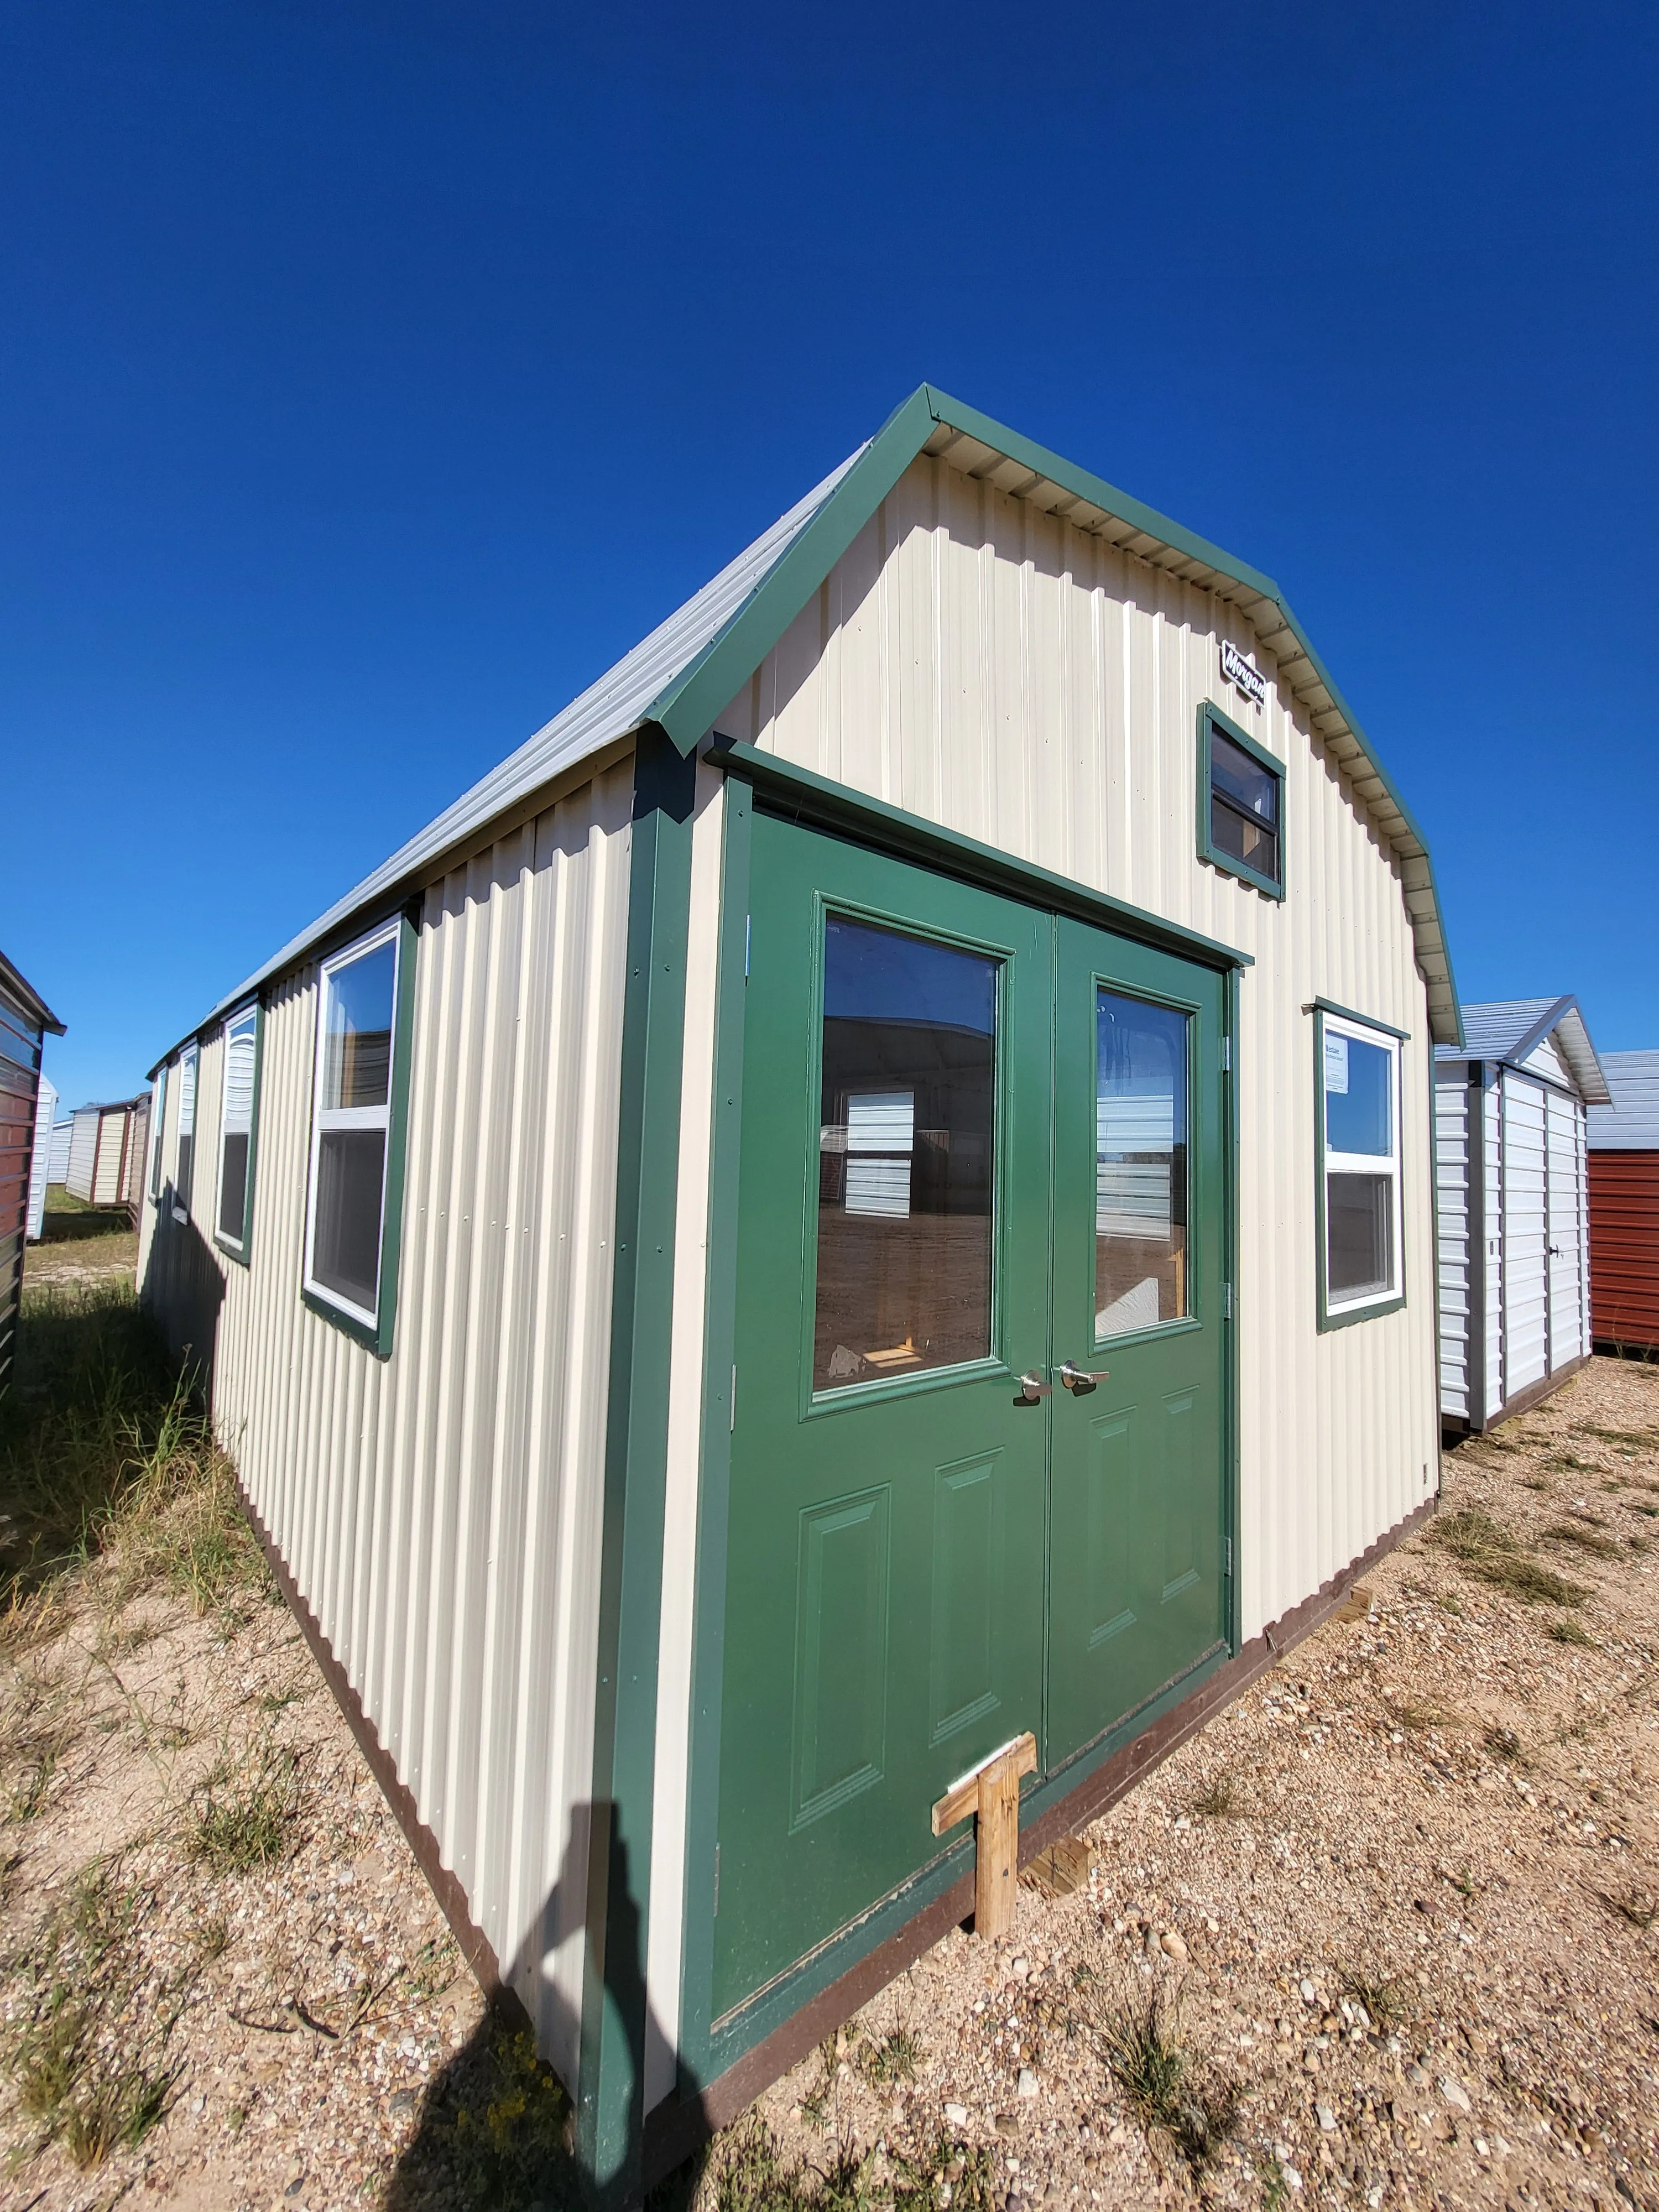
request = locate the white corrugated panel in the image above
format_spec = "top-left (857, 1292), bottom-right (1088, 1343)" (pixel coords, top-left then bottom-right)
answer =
top-left (1520, 1035), bottom-right (1567, 1085)
top-left (48, 1118), bottom-right (70, 1182)
top-left (1501, 1075), bottom-right (1548, 1395)
top-left (1589, 1050), bottom-right (1659, 1149)
top-left (709, 448), bottom-right (1439, 1644)
top-left (92, 1105), bottom-right (129, 1205)
top-left (1435, 1073), bottom-right (1471, 1420)
top-left (1547, 1088), bottom-right (1586, 1366)
top-left (65, 1106), bottom-right (98, 1202)
top-left (27, 1078), bottom-right (56, 1240)
top-left (1481, 1081), bottom-right (1503, 1409)
top-left (140, 754), bottom-right (635, 2097)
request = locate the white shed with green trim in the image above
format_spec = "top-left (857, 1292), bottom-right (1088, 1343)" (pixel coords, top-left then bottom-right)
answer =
top-left (139, 387), bottom-right (1460, 2200)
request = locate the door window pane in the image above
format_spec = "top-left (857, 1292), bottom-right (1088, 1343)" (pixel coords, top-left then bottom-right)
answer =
top-left (1096, 992), bottom-right (1189, 1336)
top-left (814, 916), bottom-right (997, 1391)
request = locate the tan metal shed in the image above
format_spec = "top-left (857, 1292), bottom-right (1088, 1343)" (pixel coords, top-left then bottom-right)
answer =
top-left (139, 388), bottom-right (1462, 2199)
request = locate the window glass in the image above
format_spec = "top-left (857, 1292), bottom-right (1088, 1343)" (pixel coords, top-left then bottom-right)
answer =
top-left (306, 928), bottom-right (400, 1324)
top-left (1323, 1030), bottom-right (1391, 1155)
top-left (322, 942), bottom-right (395, 1110)
top-left (149, 1066), bottom-right (168, 1200)
top-left (1328, 1173), bottom-right (1393, 1297)
top-left (1096, 992), bottom-right (1189, 1336)
top-left (1207, 721), bottom-right (1281, 888)
top-left (218, 1007), bottom-right (258, 1245)
top-left (813, 915), bottom-right (997, 1391)
top-left (1321, 1015), bottom-right (1402, 1316)
top-left (175, 1045), bottom-right (197, 1218)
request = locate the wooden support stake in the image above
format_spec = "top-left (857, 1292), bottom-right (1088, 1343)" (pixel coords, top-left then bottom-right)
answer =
top-left (931, 1731), bottom-right (1037, 1940)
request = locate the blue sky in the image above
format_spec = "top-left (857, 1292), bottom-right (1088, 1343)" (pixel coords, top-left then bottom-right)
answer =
top-left (4, 2), bottom-right (1656, 1109)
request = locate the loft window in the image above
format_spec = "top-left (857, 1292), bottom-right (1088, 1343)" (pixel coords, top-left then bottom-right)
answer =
top-left (302, 916), bottom-right (411, 1348)
top-left (1198, 701), bottom-right (1283, 898)
top-left (1317, 1008), bottom-right (1404, 1327)
top-left (215, 1003), bottom-right (260, 1259)
top-left (173, 1043), bottom-right (197, 1223)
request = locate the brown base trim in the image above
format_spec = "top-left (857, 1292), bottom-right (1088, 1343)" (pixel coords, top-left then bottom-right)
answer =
top-left (1472, 1353), bottom-right (1591, 1434)
top-left (237, 1483), bottom-right (531, 2036)
top-left (644, 1490), bottom-right (1439, 2185)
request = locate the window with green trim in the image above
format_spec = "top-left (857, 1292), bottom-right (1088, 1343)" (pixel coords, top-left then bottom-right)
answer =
top-left (303, 920), bottom-right (405, 1337)
top-left (1318, 1009), bottom-right (1403, 1324)
top-left (173, 1043), bottom-right (197, 1224)
top-left (215, 1002), bottom-right (260, 1258)
top-left (1198, 702), bottom-right (1283, 898)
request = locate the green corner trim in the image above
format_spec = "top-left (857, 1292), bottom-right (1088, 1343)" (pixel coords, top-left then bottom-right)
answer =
top-left (1313, 1004), bottom-right (1409, 1335)
top-left (577, 727), bottom-right (697, 2199)
top-left (212, 999), bottom-right (264, 1270)
top-left (1195, 701), bottom-right (1285, 901)
top-left (712, 739), bottom-right (1253, 975)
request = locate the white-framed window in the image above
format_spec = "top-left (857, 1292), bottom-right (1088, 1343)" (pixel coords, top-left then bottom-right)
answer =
top-left (216, 1003), bottom-right (259, 1256)
top-left (173, 1042), bottom-right (198, 1223)
top-left (1318, 1009), bottom-right (1404, 1324)
top-left (149, 1063), bottom-right (168, 1202)
top-left (303, 920), bottom-right (401, 1331)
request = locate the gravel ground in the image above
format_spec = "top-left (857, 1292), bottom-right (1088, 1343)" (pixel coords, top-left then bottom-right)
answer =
top-left (3, 1355), bottom-right (1655, 2210)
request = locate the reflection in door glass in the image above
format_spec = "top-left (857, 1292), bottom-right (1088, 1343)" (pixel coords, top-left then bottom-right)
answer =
top-left (1096, 992), bottom-right (1189, 1336)
top-left (815, 916), bottom-right (997, 1392)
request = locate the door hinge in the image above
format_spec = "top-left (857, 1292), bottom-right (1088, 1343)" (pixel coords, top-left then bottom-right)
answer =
top-left (1223, 1282), bottom-right (1233, 1319)
top-left (730, 1363), bottom-right (737, 1432)
top-left (1220, 1036), bottom-right (1231, 1071)
top-left (744, 915), bottom-right (751, 979)
top-left (713, 1842), bottom-right (720, 1914)
top-left (1225, 1537), bottom-right (1234, 1575)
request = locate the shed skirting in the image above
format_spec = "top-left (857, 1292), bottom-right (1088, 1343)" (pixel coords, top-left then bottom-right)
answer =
top-left (643, 1488), bottom-right (1439, 2185)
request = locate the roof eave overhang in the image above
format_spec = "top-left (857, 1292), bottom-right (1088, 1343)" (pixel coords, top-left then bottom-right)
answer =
top-left (648, 384), bottom-right (1463, 1048)
top-left (1500, 995), bottom-right (1613, 1106)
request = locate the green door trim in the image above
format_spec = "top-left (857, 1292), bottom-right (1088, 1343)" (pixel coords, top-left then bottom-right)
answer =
top-left (674, 757), bottom-right (1243, 2095)
top-left (578, 725), bottom-right (698, 2199)
top-left (709, 740), bottom-right (1252, 978)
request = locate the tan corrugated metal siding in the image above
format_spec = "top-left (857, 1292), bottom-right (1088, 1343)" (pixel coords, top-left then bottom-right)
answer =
top-left (138, 755), bottom-right (635, 2093)
top-left (712, 451), bottom-right (1439, 1639)
top-left (1589, 1151), bottom-right (1659, 1350)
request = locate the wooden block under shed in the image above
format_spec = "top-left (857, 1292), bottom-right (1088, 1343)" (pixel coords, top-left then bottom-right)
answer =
top-left (1021, 1833), bottom-right (1093, 1898)
top-left (1333, 1579), bottom-right (1374, 1624)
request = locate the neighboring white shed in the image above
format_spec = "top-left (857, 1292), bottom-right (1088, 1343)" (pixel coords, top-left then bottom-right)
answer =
top-left (65, 1104), bottom-right (99, 1201)
top-left (65, 1096), bottom-right (147, 1209)
top-left (46, 1117), bottom-right (71, 1184)
top-left (1436, 996), bottom-right (1610, 1431)
top-left (27, 1078), bottom-right (57, 1241)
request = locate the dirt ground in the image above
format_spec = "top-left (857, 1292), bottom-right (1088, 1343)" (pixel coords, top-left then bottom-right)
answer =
top-left (25, 1188), bottom-right (140, 1293)
top-left (2, 1352), bottom-right (1656, 2211)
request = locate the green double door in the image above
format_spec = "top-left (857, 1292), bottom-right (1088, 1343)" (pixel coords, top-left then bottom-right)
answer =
top-left (713, 812), bottom-right (1228, 2021)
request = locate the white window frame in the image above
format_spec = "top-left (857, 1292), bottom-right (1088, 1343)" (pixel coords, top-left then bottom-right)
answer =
top-left (302, 918), bottom-right (402, 1332)
top-left (172, 1042), bottom-right (198, 1224)
top-left (1319, 1009), bottom-right (1404, 1323)
top-left (148, 1063), bottom-right (168, 1203)
top-left (215, 1001), bottom-right (259, 1258)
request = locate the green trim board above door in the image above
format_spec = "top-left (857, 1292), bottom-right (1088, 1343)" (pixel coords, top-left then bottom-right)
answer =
top-left (698, 804), bottom-right (1234, 2041)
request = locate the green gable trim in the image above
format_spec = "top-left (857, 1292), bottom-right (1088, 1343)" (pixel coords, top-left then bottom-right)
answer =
top-left (648, 382), bottom-right (1462, 1049)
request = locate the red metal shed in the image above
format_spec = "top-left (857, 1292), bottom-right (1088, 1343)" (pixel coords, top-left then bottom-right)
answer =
top-left (1588, 1050), bottom-right (1659, 1354)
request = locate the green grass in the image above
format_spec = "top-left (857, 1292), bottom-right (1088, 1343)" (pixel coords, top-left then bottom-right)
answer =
top-left (5, 1856), bottom-right (189, 2168)
top-left (0, 1281), bottom-right (271, 1636)
top-left (186, 1736), bottom-right (302, 1871)
top-left (1541, 1521), bottom-right (1620, 1558)
top-left (1077, 1970), bottom-right (1238, 2172)
top-left (706, 2115), bottom-right (996, 2212)
top-left (1426, 1506), bottom-right (1590, 1606)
